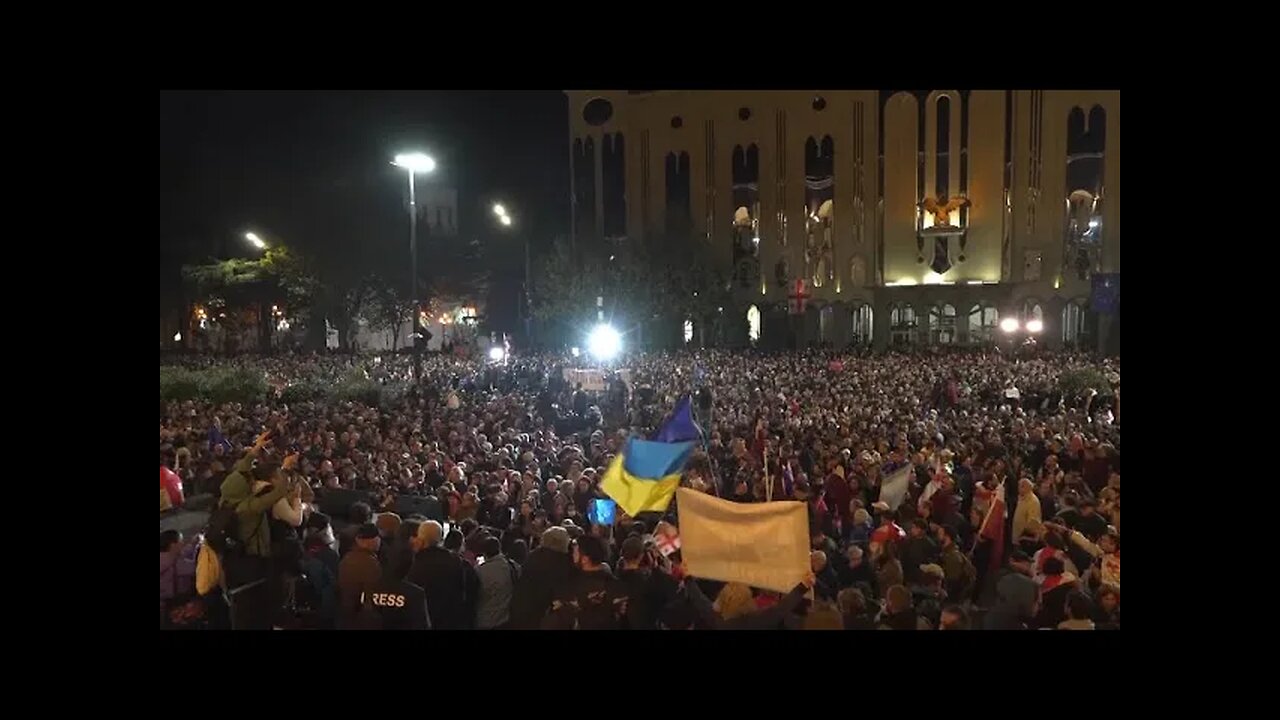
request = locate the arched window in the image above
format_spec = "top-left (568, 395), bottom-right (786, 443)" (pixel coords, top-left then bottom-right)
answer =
top-left (1023, 300), bottom-right (1044, 322)
top-left (929, 304), bottom-right (957, 344)
top-left (890, 303), bottom-right (917, 347)
top-left (819, 305), bottom-right (834, 343)
top-left (683, 319), bottom-right (694, 344)
top-left (851, 304), bottom-right (873, 346)
top-left (1062, 300), bottom-right (1094, 348)
top-left (968, 304), bottom-right (999, 344)
top-left (747, 305), bottom-right (761, 343)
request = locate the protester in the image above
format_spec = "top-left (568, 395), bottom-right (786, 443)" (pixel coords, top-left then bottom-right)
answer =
top-left (161, 346), bottom-right (1120, 631)
top-left (337, 523), bottom-right (383, 628)
top-left (474, 536), bottom-right (518, 630)
top-left (407, 520), bottom-right (479, 630)
top-left (542, 535), bottom-right (630, 630)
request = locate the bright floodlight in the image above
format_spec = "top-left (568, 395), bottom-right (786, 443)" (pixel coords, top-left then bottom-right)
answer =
top-left (488, 346), bottom-right (506, 361)
top-left (392, 153), bottom-right (436, 174)
top-left (1026, 319), bottom-right (1044, 334)
top-left (173, 332), bottom-right (182, 342)
top-left (499, 214), bottom-right (512, 226)
top-left (571, 347), bottom-right (581, 358)
top-left (245, 232), bottom-right (266, 249)
top-left (999, 318), bottom-right (1020, 334)
top-left (587, 324), bottom-right (621, 360)
top-left (492, 203), bottom-right (506, 217)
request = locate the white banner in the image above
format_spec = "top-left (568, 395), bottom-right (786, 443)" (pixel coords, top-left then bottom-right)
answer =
top-left (676, 488), bottom-right (809, 594)
top-left (562, 368), bottom-right (632, 392)
top-left (878, 463), bottom-right (913, 511)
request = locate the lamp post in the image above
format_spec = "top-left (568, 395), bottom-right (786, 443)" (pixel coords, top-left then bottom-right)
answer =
top-left (492, 203), bottom-right (530, 346)
top-left (392, 152), bottom-right (437, 383)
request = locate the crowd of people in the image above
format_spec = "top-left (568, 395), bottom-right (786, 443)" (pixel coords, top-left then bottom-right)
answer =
top-left (160, 346), bottom-right (1120, 631)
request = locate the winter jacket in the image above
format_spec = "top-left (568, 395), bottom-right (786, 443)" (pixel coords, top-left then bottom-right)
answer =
top-left (475, 554), bottom-right (519, 629)
top-left (983, 574), bottom-right (1039, 630)
top-left (337, 548), bottom-right (383, 628)
top-left (1012, 492), bottom-right (1042, 542)
top-left (218, 454), bottom-right (289, 559)
top-left (1068, 530), bottom-right (1120, 587)
top-left (939, 543), bottom-right (975, 601)
top-left (900, 536), bottom-right (939, 584)
top-left (509, 546), bottom-right (575, 629)
top-left (542, 567), bottom-right (631, 630)
top-left (407, 546), bottom-right (480, 630)
top-left (876, 559), bottom-right (903, 596)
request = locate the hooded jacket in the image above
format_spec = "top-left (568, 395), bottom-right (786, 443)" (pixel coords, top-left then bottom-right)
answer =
top-left (218, 454), bottom-right (289, 559)
top-left (983, 573), bottom-right (1039, 630)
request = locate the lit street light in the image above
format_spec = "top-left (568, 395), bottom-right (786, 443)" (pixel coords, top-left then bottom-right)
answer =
top-left (499, 214), bottom-right (512, 226)
top-left (392, 151), bottom-right (437, 383)
top-left (245, 232), bottom-right (266, 250)
top-left (492, 203), bottom-right (506, 217)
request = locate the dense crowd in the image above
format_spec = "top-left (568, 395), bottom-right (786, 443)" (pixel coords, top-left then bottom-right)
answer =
top-left (160, 347), bottom-right (1120, 631)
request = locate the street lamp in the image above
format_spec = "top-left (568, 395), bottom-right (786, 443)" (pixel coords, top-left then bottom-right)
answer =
top-left (392, 151), bottom-right (437, 383)
top-left (244, 232), bottom-right (266, 250)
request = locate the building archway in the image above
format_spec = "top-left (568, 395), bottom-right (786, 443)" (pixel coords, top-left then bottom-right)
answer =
top-left (890, 303), bottom-right (917, 347)
top-left (967, 304), bottom-right (998, 345)
top-left (851, 303), bottom-right (873, 347)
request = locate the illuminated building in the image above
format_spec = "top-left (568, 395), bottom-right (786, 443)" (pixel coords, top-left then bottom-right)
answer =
top-left (565, 90), bottom-right (1119, 352)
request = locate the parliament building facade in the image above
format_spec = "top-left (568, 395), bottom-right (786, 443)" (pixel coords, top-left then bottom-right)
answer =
top-left (564, 90), bottom-right (1119, 353)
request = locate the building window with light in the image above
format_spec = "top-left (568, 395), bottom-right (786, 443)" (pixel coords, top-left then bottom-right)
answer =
top-left (929, 304), bottom-right (957, 345)
top-left (684, 319), bottom-right (694, 344)
top-left (747, 305), bottom-right (761, 343)
top-left (890, 303), bottom-right (917, 347)
top-left (852, 304), bottom-right (873, 346)
top-left (968, 304), bottom-right (998, 344)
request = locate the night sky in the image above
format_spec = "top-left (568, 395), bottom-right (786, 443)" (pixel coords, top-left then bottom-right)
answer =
top-left (159, 90), bottom-right (570, 329)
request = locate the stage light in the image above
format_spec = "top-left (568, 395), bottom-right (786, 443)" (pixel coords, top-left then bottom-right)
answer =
top-left (488, 347), bottom-right (506, 361)
top-left (1026, 319), bottom-right (1044, 334)
top-left (587, 324), bottom-right (621, 360)
top-left (1000, 318), bottom-right (1020, 333)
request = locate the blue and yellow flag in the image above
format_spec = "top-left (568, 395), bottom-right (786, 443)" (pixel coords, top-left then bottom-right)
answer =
top-left (601, 437), bottom-right (695, 517)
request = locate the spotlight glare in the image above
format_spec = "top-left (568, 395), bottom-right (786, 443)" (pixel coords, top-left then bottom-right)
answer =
top-left (488, 347), bottom-right (506, 362)
top-left (1026, 319), bottom-right (1044, 334)
top-left (999, 318), bottom-right (1020, 334)
top-left (586, 324), bottom-right (622, 360)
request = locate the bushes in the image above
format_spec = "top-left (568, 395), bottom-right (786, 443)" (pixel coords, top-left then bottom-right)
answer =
top-left (162, 366), bottom-right (404, 407)
top-left (1058, 368), bottom-right (1112, 398)
top-left (160, 367), bottom-right (269, 404)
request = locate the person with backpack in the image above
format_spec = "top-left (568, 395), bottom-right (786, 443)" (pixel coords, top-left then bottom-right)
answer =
top-left (474, 536), bottom-right (518, 629)
top-left (209, 433), bottom-right (295, 628)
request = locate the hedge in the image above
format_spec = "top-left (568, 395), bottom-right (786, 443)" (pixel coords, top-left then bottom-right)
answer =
top-left (161, 366), bottom-right (404, 407)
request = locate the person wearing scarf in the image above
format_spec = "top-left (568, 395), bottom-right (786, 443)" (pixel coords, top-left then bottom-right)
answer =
top-left (1034, 556), bottom-right (1078, 629)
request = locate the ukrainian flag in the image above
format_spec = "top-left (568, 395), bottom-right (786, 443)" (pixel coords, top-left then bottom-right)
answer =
top-left (601, 437), bottom-right (695, 517)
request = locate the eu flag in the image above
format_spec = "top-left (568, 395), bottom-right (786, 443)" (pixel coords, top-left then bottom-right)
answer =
top-left (653, 395), bottom-right (703, 444)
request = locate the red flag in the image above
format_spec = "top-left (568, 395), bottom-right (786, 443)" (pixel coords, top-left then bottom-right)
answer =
top-left (979, 482), bottom-right (1006, 573)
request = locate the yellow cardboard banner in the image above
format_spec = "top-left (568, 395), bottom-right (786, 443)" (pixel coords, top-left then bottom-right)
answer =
top-left (676, 488), bottom-right (810, 594)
